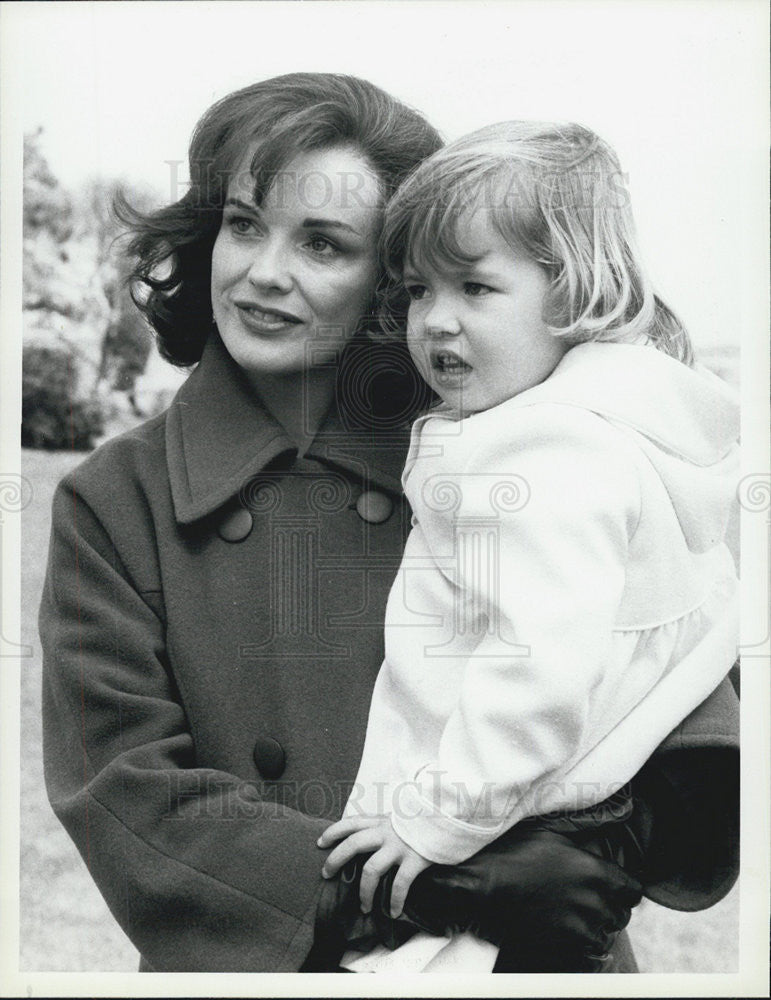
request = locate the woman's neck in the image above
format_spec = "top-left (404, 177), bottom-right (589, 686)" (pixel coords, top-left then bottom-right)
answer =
top-left (246, 367), bottom-right (337, 457)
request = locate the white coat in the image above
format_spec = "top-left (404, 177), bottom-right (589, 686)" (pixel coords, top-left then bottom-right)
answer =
top-left (345, 343), bottom-right (739, 865)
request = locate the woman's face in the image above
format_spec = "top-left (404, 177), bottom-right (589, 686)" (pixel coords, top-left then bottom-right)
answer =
top-left (211, 145), bottom-right (383, 380)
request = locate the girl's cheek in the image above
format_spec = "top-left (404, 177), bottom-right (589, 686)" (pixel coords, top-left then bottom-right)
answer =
top-left (407, 303), bottom-right (425, 333)
top-left (406, 336), bottom-right (427, 370)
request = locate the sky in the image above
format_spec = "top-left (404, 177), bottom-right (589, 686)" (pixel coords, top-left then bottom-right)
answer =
top-left (2, 0), bottom-right (768, 355)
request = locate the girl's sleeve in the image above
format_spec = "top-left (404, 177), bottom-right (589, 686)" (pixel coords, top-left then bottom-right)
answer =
top-left (40, 474), bottom-right (327, 971)
top-left (390, 406), bottom-right (642, 865)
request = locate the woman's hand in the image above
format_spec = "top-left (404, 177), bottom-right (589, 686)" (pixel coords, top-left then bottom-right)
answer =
top-left (309, 824), bottom-right (643, 972)
top-left (398, 826), bottom-right (642, 970)
top-left (318, 815), bottom-right (431, 917)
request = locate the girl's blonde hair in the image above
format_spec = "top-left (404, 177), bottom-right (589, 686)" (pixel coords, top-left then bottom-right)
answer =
top-left (380, 120), bottom-right (693, 365)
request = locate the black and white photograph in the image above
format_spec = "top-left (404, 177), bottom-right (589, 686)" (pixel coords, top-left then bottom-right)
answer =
top-left (1, 1), bottom-right (768, 995)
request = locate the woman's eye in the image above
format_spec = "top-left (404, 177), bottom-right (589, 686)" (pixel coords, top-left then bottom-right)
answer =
top-left (405, 284), bottom-right (427, 301)
top-left (464, 282), bottom-right (492, 296)
top-left (226, 215), bottom-right (258, 236)
top-left (307, 235), bottom-right (338, 256)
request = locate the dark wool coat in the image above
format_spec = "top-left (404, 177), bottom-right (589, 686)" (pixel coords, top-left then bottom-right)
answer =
top-left (40, 333), bottom-right (739, 972)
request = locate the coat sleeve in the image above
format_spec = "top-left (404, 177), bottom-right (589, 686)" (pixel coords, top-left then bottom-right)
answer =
top-left (390, 408), bottom-right (642, 864)
top-left (629, 671), bottom-right (740, 910)
top-left (40, 475), bottom-right (328, 971)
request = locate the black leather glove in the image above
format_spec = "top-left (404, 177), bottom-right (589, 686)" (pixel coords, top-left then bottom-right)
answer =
top-left (304, 818), bottom-right (643, 972)
top-left (300, 855), bottom-right (371, 971)
top-left (386, 823), bottom-right (642, 972)
top-left (521, 784), bottom-right (645, 881)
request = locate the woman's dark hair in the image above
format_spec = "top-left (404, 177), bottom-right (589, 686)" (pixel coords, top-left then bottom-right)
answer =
top-left (118, 73), bottom-right (443, 368)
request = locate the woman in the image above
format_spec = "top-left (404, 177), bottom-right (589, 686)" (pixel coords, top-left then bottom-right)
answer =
top-left (39, 72), bottom-right (738, 973)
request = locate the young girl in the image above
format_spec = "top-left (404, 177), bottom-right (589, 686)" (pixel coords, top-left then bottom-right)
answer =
top-left (317, 121), bottom-right (739, 971)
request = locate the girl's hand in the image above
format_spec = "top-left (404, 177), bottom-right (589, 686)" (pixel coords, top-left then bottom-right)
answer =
top-left (318, 815), bottom-right (431, 917)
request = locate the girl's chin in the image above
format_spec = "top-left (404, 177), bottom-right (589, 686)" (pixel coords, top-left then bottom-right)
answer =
top-left (433, 380), bottom-right (517, 416)
top-left (431, 378), bottom-right (479, 414)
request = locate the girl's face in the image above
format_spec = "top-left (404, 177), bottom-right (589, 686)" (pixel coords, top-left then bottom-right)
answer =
top-left (211, 145), bottom-right (383, 380)
top-left (404, 209), bottom-right (568, 416)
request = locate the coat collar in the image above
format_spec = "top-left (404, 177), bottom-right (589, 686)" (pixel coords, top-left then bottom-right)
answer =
top-left (166, 333), bottom-right (410, 524)
top-left (509, 342), bottom-right (739, 465)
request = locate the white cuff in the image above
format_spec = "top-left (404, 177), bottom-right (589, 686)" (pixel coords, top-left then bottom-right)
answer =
top-left (389, 779), bottom-right (508, 865)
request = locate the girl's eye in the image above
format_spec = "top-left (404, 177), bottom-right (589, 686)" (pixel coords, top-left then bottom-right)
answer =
top-left (464, 282), bottom-right (492, 296)
top-left (306, 235), bottom-right (338, 256)
top-left (405, 284), bottom-right (427, 301)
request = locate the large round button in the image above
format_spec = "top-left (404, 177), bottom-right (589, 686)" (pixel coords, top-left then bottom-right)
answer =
top-left (217, 506), bottom-right (253, 542)
top-left (355, 490), bottom-right (393, 524)
top-left (253, 736), bottom-right (286, 780)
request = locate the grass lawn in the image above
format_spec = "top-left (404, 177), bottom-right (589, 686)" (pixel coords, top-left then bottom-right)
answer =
top-left (19, 448), bottom-right (738, 972)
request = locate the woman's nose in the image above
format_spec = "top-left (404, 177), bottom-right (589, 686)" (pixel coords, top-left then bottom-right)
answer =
top-left (246, 239), bottom-right (293, 294)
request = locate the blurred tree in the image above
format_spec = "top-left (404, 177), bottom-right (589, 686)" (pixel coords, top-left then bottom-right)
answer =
top-left (22, 131), bottom-right (80, 319)
top-left (77, 178), bottom-right (155, 395)
top-left (23, 129), bottom-right (74, 243)
top-left (22, 131), bottom-right (163, 448)
top-left (22, 345), bottom-right (104, 451)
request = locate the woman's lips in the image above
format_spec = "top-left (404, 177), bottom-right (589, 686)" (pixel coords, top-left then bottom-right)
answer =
top-left (234, 301), bottom-right (303, 333)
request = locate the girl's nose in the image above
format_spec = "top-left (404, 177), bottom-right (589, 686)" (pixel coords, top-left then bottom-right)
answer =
top-left (246, 239), bottom-right (293, 294)
top-left (423, 297), bottom-right (461, 338)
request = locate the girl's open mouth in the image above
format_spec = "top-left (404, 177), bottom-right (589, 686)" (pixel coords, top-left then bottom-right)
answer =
top-left (431, 349), bottom-right (472, 375)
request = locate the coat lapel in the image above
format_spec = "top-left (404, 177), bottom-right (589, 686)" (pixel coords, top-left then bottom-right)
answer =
top-left (165, 334), bottom-right (296, 524)
top-left (166, 333), bottom-right (412, 524)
